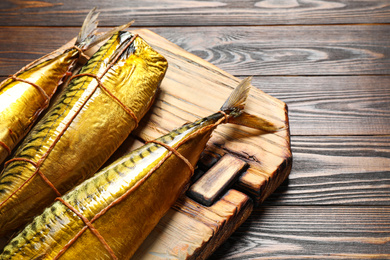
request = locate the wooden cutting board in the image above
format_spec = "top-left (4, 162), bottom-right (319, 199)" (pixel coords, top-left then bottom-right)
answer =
top-left (1, 29), bottom-right (292, 259)
top-left (127, 29), bottom-right (292, 259)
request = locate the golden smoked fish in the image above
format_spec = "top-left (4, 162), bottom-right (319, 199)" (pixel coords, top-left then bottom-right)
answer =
top-left (0, 78), bottom-right (278, 259)
top-left (0, 31), bottom-right (168, 237)
top-left (0, 8), bottom-right (129, 165)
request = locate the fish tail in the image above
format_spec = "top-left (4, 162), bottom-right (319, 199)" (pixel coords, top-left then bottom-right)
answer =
top-left (75, 7), bottom-right (134, 51)
top-left (221, 77), bottom-right (283, 132)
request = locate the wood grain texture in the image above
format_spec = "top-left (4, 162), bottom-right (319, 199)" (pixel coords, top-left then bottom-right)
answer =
top-left (265, 135), bottom-right (390, 206)
top-left (252, 76), bottom-right (390, 136)
top-left (0, 0), bottom-right (389, 26)
top-left (237, 159), bottom-right (292, 206)
top-left (188, 154), bottom-right (248, 206)
top-left (150, 25), bottom-right (390, 76)
top-left (0, 27), bottom-right (78, 76)
top-left (0, 25), bottom-right (389, 77)
top-left (210, 206), bottom-right (390, 259)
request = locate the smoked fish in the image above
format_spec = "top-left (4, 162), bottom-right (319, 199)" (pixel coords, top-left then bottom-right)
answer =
top-left (0, 77), bottom-right (278, 259)
top-left (0, 31), bottom-right (168, 237)
top-left (0, 8), bottom-right (129, 165)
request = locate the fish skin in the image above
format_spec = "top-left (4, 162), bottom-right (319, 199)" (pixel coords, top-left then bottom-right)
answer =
top-left (0, 31), bottom-right (168, 237)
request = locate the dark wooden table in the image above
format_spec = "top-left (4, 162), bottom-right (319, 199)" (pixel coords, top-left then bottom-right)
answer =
top-left (1, 1), bottom-right (389, 259)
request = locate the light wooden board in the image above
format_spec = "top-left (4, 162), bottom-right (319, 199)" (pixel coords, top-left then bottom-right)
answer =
top-left (121, 29), bottom-right (292, 259)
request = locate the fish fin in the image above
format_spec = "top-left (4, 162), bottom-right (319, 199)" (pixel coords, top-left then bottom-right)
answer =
top-left (75, 7), bottom-right (99, 47)
top-left (220, 76), bottom-right (252, 112)
top-left (75, 8), bottom-right (134, 51)
top-left (228, 111), bottom-right (283, 132)
top-left (221, 77), bottom-right (283, 132)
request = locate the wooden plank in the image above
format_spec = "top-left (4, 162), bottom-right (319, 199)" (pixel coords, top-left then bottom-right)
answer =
top-left (265, 135), bottom-right (390, 206)
top-left (150, 25), bottom-right (390, 76)
top-left (211, 206), bottom-right (390, 259)
top-left (237, 160), bottom-right (292, 206)
top-left (188, 154), bottom-right (247, 206)
top-left (124, 29), bottom-right (291, 258)
top-left (1, 25), bottom-right (389, 77)
top-left (253, 76), bottom-right (390, 136)
top-left (0, 0), bottom-right (389, 26)
top-left (0, 27), bottom-right (80, 76)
